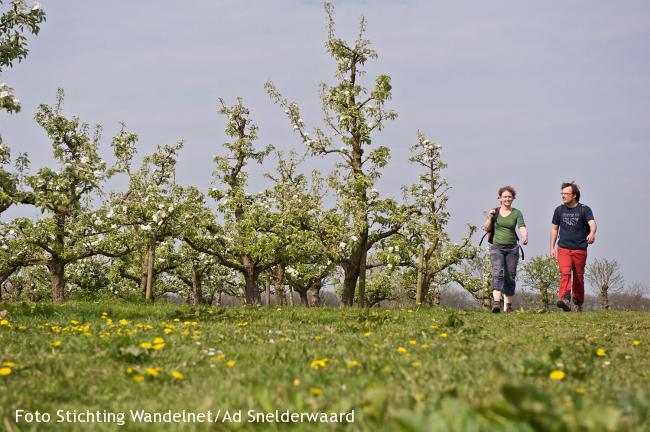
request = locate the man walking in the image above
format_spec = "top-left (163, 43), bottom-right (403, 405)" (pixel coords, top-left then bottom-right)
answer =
top-left (550, 182), bottom-right (597, 312)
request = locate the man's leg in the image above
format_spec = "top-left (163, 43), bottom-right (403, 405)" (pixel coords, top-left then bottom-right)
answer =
top-left (571, 249), bottom-right (588, 308)
top-left (556, 247), bottom-right (573, 311)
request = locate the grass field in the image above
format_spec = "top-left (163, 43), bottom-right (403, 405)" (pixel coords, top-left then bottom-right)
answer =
top-left (1, 302), bottom-right (649, 431)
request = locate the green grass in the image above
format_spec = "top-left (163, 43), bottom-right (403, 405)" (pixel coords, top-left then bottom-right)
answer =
top-left (1, 302), bottom-right (649, 431)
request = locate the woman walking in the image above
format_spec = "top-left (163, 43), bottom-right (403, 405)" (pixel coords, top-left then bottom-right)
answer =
top-left (482, 186), bottom-right (528, 313)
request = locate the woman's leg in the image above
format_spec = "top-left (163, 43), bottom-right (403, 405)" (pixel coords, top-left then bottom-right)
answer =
top-left (503, 246), bottom-right (519, 311)
top-left (490, 247), bottom-right (505, 311)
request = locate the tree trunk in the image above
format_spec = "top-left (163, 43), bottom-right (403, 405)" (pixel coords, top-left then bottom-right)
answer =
top-left (357, 246), bottom-right (367, 307)
top-left (139, 251), bottom-right (149, 295)
top-left (309, 286), bottom-right (321, 307)
top-left (430, 290), bottom-right (441, 306)
top-left (191, 265), bottom-right (203, 304)
top-left (298, 288), bottom-right (308, 307)
top-left (48, 260), bottom-right (65, 302)
top-left (212, 292), bottom-right (223, 307)
top-left (288, 286), bottom-right (295, 307)
top-left (416, 247), bottom-right (425, 304)
top-left (601, 285), bottom-right (609, 310)
top-left (145, 235), bottom-right (156, 302)
top-left (242, 261), bottom-right (260, 305)
top-left (265, 273), bottom-right (271, 306)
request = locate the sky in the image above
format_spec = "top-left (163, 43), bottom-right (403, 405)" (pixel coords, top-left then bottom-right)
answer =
top-left (2, 1), bottom-right (649, 291)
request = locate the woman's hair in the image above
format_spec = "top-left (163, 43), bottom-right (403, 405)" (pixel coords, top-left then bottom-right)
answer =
top-left (561, 181), bottom-right (580, 202)
top-left (498, 185), bottom-right (516, 199)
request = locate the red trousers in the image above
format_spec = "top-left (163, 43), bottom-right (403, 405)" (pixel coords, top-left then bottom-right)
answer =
top-left (557, 247), bottom-right (587, 305)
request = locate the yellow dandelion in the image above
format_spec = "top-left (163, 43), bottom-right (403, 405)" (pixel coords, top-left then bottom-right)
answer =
top-left (133, 375), bottom-right (144, 382)
top-left (226, 360), bottom-right (236, 368)
top-left (139, 342), bottom-right (152, 349)
top-left (119, 319), bottom-right (128, 326)
top-left (421, 344), bottom-right (430, 350)
top-left (412, 361), bottom-right (422, 368)
top-left (347, 360), bottom-right (361, 368)
top-left (310, 387), bottom-right (322, 396)
top-left (126, 367), bottom-right (134, 374)
top-left (101, 312), bottom-right (108, 316)
top-left (310, 358), bottom-right (328, 369)
top-left (596, 348), bottom-right (606, 357)
top-left (173, 318), bottom-right (180, 322)
top-left (51, 341), bottom-right (62, 348)
top-left (408, 340), bottom-right (417, 346)
top-left (293, 378), bottom-right (301, 386)
top-left (314, 335), bottom-right (322, 341)
top-left (170, 371), bottom-right (184, 380)
top-left (236, 321), bottom-right (249, 327)
top-left (153, 337), bottom-right (165, 344)
top-left (146, 367), bottom-right (161, 377)
top-left (415, 392), bottom-right (425, 401)
top-left (549, 370), bottom-right (566, 380)
top-left (632, 340), bottom-right (641, 346)
top-left (0, 319), bottom-right (9, 326)
top-left (180, 330), bottom-right (190, 336)
top-left (152, 343), bottom-right (165, 350)
top-left (430, 324), bottom-right (438, 329)
top-left (2, 361), bottom-right (16, 367)
top-left (163, 328), bottom-right (173, 334)
top-left (0, 367), bottom-right (12, 376)
top-left (363, 331), bottom-right (372, 337)
top-left (70, 320), bottom-right (79, 325)
top-left (397, 347), bottom-right (408, 353)
top-left (439, 333), bottom-right (448, 338)
top-left (575, 387), bottom-right (587, 394)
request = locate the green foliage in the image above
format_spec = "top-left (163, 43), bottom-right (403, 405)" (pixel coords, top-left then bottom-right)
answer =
top-left (522, 256), bottom-right (560, 309)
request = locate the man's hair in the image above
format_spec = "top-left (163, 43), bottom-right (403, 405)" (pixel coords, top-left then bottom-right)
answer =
top-left (561, 182), bottom-right (580, 202)
top-left (498, 185), bottom-right (516, 199)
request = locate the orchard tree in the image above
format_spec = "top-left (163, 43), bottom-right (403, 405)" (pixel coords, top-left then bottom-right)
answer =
top-left (3, 90), bottom-right (130, 301)
top-left (404, 132), bottom-right (478, 305)
top-left (266, 1), bottom-right (410, 306)
top-left (449, 250), bottom-right (492, 308)
top-left (106, 134), bottom-right (206, 302)
top-left (185, 98), bottom-right (279, 305)
top-left (521, 256), bottom-right (560, 310)
top-left (586, 258), bottom-right (624, 311)
top-left (1, 0), bottom-right (45, 213)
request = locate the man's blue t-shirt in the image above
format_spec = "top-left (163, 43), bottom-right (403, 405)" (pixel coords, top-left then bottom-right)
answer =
top-left (552, 203), bottom-right (594, 250)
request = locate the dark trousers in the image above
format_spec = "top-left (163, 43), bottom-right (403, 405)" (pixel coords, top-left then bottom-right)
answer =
top-left (490, 244), bottom-right (519, 296)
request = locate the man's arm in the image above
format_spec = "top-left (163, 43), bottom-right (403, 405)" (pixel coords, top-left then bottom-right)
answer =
top-left (549, 224), bottom-right (559, 258)
top-left (587, 220), bottom-right (597, 244)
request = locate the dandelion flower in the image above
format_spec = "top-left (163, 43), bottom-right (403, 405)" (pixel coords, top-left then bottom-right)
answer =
top-left (226, 360), bottom-right (236, 368)
top-left (0, 367), bottom-right (11, 376)
top-left (632, 340), bottom-right (641, 346)
top-left (146, 367), bottom-right (161, 377)
top-left (293, 378), bottom-right (301, 386)
top-left (310, 358), bottom-right (328, 369)
top-left (596, 348), bottom-right (606, 357)
top-left (363, 331), bottom-right (372, 337)
top-left (408, 340), bottom-right (417, 346)
top-left (347, 360), bottom-right (361, 368)
top-left (152, 343), bottom-right (165, 350)
top-left (575, 387), bottom-right (587, 394)
top-left (133, 375), bottom-right (144, 382)
top-left (310, 387), bottom-right (322, 396)
top-left (2, 361), bottom-right (16, 367)
top-left (0, 319), bottom-right (10, 326)
top-left (153, 337), bottom-right (165, 344)
top-left (549, 370), bottom-right (566, 380)
top-left (171, 371), bottom-right (184, 380)
top-left (139, 342), bottom-right (152, 349)
top-left (439, 333), bottom-right (448, 338)
top-left (412, 361), bottom-right (422, 368)
top-left (119, 319), bottom-right (128, 326)
top-left (51, 341), bottom-right (62, 348)
top-left (397, 347), bottom-right (408, 354)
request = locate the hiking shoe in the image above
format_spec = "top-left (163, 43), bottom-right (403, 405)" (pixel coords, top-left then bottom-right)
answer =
top-left (505, 303), bottom-right (514, 313)
top-left (556, 298), bottom-right (571, 312)
top-left (491, 300), bottom-right (501, 313)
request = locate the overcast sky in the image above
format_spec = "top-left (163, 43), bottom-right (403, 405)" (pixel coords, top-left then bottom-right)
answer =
top-left (3, 1), bottom-right (649, 290)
